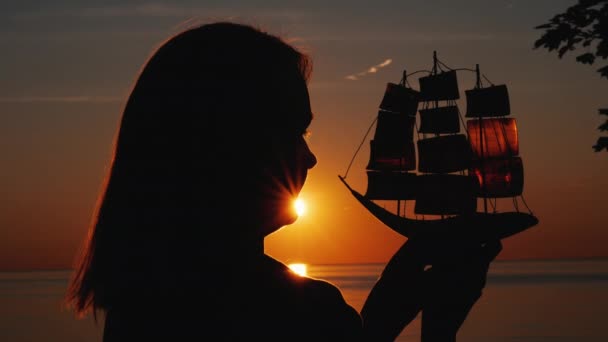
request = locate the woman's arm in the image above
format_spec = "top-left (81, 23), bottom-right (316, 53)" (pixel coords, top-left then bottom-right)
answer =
top-left (420, 240), bottom-right (501, 341)
top-left (360, 239), bottom-right (501, 341)
top-left (360, 239), bottom-right (426, 341)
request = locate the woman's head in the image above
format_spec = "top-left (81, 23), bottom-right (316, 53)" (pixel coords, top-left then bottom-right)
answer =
top-left (116, 22), bottom-right (316, 229)
top-left (67, 22), bottom-right (316, 315)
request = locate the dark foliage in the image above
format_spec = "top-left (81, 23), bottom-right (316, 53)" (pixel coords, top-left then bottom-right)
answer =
top-left (535, 1), bottom-right (608, 152)
top-left (593, 109), bottom-right (608, 151)
top-left (534, 0), bottom-right (608, 78)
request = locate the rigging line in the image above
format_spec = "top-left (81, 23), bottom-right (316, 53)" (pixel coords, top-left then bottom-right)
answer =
top-left (499, 119), bottom-right (513, 155)
top-left (437, 62), bottom-right (445, 73)
top-left (513, 197), bottom-right (520, 212)
top-left (452, 67), bottom-right (476, 72)
top-left (456, 104), bottom-right (469, 138)
top-left (519, 195), bottom-right (534, 215)
top-left (406, 70), bottom-right (432, 78)
top-left (432, 58), bottom-right (498, 86)
top-left (482, 74), bottom-right (494, 86)
top-left (491, 120), bottom-right (504, 154)
top-left (497, 120), bottom-right (507, 152)
top-left (488, 198), bottom-right (497, 212)
top-left (435, 58), bottom-right (453, 71)
top-left (445, 67), bottom-right (496, 86)
top-left (342, 115), bottom-right (378, 179)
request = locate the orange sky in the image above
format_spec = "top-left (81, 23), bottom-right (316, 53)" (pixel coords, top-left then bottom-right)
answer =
top-left (1, 1), bottom-right (607, 270)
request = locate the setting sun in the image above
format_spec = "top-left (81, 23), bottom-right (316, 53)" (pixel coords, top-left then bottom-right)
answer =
top-left (288, 263), bottom-right (308, 277)
top-left (294, 198), bottom-right (306, 216)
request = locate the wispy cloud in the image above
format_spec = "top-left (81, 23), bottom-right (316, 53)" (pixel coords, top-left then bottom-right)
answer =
top-left (345, 58), bottom-right (392, 81)
top-left (0, 96), bottom-right (122, 104)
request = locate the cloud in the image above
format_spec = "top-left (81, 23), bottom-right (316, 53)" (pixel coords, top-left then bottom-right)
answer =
top-left (345, 58), bottom-right (392, 81)
top-left (378, 59), bottom-right (392, 67)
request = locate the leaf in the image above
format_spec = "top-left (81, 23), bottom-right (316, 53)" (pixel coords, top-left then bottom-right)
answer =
top-left (559, 45), bottom-right (573, 57)
top-left (576, 52), bottom-right (596, 64)
top-left (596, 39), bottom-right (608, 58)
top-left (593, 137), bottom-right (608, 152)
top-left (598, 65), bottom-right (608, 79)
top-left (533, 38), bottom-right (545, 49)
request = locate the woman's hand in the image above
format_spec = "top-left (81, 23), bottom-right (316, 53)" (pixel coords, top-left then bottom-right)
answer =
top-left (420, 240), bottom-right (502, 341)
top-left (361, 238), bottom-right (501, 341)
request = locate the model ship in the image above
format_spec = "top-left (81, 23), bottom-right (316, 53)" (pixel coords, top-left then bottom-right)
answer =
top-left (339, 52), bottom-right (538, 242)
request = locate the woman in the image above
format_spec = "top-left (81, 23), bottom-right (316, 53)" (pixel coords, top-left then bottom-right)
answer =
top-left (67, 22), bottom-right (500, 341)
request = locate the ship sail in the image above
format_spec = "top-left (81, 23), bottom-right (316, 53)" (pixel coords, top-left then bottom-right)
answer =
top-left (467, 118), bottom-right (519, 158)
top-left (419, 70), bottom-right (460, 101)
top-left (417, 134), bottom-right (471, 173)
top-left (366, 111), bottom-right (417, 171)
top-left (340, 52), bottom-right (537, 241)
top-left (365, 81), bottom-right (419, 200)
top-left (465, 80), bottom-right (524, 199)
top-left (418, 106), bottom-right (460, 134)
top-left (465, 84), bottom-right (510, 117)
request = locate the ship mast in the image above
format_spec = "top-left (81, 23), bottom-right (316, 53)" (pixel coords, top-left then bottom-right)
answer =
top-left (433, 51), bottom-right (439, 113)
top-left (396, 69), bottom-right (408, 217)
top-left (475, 64), bottom-right (488, 214)
top-left (432, 51), bottom-right (441, 219)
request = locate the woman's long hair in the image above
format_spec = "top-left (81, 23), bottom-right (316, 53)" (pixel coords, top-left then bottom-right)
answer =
top-left (66, 22), bottom-right (312, 316)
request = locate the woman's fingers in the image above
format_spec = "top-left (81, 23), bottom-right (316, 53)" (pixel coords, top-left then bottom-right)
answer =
top-left (481, 240), bottom-right (503, 263)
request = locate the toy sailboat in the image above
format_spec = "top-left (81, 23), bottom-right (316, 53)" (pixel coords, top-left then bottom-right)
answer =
top-left (340, 52), bottom-right (538, 242)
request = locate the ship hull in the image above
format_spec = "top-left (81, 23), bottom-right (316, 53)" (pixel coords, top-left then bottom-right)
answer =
top-left (340, 176), bottom-right (537, 242)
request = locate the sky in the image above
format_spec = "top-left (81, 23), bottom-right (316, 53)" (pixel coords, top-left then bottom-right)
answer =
top-left (1, 0), bottom-right (607, 270)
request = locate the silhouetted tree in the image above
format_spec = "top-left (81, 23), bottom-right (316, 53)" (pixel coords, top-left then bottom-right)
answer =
top-left (534, 0), bottom-right (608, 152)
top-left (534, 0), bottom-right (608, 78)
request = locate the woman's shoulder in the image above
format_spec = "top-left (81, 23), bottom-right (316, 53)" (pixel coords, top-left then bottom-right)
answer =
top-left (262, 255), bottom-right (360, 315)
top-left (263, 255), bottom-right (339, 291)
top-left (260, 256), bottom-right (363, 337)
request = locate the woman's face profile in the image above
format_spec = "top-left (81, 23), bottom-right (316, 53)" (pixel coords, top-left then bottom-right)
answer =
top-left (255, 78), bottom-right (317, 235)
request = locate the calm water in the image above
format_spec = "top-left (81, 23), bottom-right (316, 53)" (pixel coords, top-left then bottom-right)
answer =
top-left (1, 259), bottom-right (607, 341)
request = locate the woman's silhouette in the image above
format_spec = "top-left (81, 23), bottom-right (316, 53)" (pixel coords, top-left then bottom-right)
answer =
top-left (67, 22), bottom-right (502, 341)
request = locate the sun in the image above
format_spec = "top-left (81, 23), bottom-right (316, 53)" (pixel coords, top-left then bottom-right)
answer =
top-left (294, 198), bottom-right (306, 216)
top-left (288, 263), bottom-right (308, 277)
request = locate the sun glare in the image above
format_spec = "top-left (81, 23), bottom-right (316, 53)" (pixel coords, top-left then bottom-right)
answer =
top-left (288, 263), bottom-right (308, 277)
top-left (294, 198), bottom-right (306, 216)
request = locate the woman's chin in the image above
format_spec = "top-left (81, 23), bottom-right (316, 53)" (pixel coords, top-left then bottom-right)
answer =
top-left (283, 213), bottom-right (298, 225)
top-left (261, 210), bottom-right (298, 236)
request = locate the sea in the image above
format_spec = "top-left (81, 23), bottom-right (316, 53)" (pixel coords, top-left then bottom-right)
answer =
top-left (1, 259), bottom-right (607, 341)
